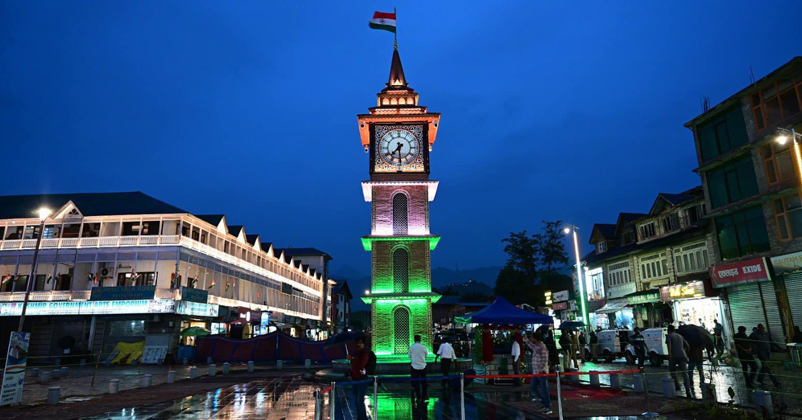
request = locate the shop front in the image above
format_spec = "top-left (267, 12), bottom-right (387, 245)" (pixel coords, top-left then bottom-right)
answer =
top-left (627, 289), bottom-right (665, 328)
top-left (769, 251), bottom-right (802, 339)
top-left (660, 280), bottom-right (722, 332)
top-left (595, 298), bottom-right (633, 330)
top-left (710, 257), bottom-right (784, 344)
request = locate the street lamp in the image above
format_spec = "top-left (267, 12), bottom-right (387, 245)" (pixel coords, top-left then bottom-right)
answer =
top-left (564, 224), bottom-right (589, 331)
top-left (18, 207), bottom-right (52, 332)
top-left (777, 127), bottom-right (802, 188)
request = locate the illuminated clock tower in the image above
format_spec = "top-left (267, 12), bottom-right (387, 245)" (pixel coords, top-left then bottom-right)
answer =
top-left (359, 45), bottom-right (442, 357)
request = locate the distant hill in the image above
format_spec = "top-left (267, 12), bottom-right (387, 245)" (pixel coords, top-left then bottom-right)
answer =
top-left (431, 266), bottom-right (502, 289)
top-left (435, 279), bottom-right (494, 298)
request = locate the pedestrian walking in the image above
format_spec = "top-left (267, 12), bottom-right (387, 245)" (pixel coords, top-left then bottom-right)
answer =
top-left (666, 324), bottom-right (693, 397)
top-left (510, 332), bottom-right (522, 386)
top-left (713, 319), bottom-right (725, 357)
top-left (589, 329), bottom-right (599, 362)
top-left (687, 341), bottom-right (705, 388)
top-left (541, 327), bottom-right (559, 368)
top-left (434, 337), bottom-right (455, 390)
top-left (631, 328), bottom-right (646, 368)
top-left (578, 331), bottom-right (587, 362)
top-left (752, 324), bottom-right (780, 388)
top-left (734, 326), bottom-right (757, 388)
top-left (408, 335), bottom-right (429, 402)
top-left (524, 332), bottom-right (552, 415)
top-left (346, 337), bottom-right (370, 420)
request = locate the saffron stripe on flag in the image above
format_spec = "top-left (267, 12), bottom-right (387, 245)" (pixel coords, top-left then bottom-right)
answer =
top-left (372, 11), bottom-right (396, 20)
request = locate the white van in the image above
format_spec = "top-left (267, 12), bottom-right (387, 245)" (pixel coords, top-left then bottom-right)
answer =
top-left (621, 328), bottom-right (668, 366)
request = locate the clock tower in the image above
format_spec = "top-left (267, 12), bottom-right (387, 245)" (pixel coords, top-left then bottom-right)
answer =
top-left (359, 45), bottom-right (442, 358)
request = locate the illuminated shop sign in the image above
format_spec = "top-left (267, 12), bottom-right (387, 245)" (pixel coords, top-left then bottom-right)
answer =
top-left (0, 299), bottom-right (176, 316)
top-left (90, 286), bottom-right (157, 301)
top-left (552, 290), bottom-right (570, 303)
top-left (661, 281), bottom-right (704, 302)
top-left (176, 301), bottom-right (219, 317)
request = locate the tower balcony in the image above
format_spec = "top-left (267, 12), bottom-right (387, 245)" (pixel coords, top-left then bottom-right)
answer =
top-left (360, 235), bottom-right (440, 251)
top-left (361, 292), bottom-right (441, 305)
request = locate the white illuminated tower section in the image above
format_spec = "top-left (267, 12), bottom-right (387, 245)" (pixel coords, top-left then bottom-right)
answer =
top-left (358, 45), bottom-right (442, 357)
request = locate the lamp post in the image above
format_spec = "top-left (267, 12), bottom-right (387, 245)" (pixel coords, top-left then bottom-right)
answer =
top-left (563, 224), bottom-right (589, 330)
top-left (777, 128), bottom-right (802, 189)
top-left (18, 207), bottom-right (52, 332)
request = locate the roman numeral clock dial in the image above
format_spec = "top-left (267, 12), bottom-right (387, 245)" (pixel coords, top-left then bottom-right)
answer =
top-left (380, 129), bottom-right (419, 167)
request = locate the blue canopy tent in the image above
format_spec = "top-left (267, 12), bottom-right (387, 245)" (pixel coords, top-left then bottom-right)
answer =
top-left (455, 297), bottom-right (553, 325)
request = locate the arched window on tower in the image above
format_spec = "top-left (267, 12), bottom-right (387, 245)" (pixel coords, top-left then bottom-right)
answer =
top-left (393, 306), bottom-right (411, 355)
top-left (393, 248), bottom-right (409, 293)
top-left (393, 193), bottom-right (408, 235)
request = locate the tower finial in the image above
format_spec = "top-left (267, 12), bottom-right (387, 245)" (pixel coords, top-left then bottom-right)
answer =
top-left (394, 39), bottom-right (398, 50)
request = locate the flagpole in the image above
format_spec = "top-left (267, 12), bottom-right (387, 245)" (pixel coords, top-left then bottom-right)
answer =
top-left (394, 7), bottom-right (397, 47)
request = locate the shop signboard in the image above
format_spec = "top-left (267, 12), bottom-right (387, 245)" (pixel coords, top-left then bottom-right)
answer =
top-left (627, 291), bottom-right (661, 305)
top-left (660, 281), bottom-right (704, 302)
top-left (90, 285), bottom-right (156, 301)
top-left (607, 282), bottom-right (637, 299)
top-left (770, 251), bottom-right (802, 275)
top-left (0, 300), bottom-right (176, 316)
top-left (1, 331), bottom-right (29, 406)
top-left (141, 335), bottom-right (171, 364)
top-left (236, 307), bottom-right (261, 324)
top-left (260, 312), bottom-right (270, 326)
top-left (176, 301), bottom-right (219, 317)
top-left (709, 257), bottom-right (770, 288)
top-left (552, 290), bottom-right (570, 303)
top-left (179, 287), bottom-right (209, 304)
top-left (551, 302), bottom-right (568, 311)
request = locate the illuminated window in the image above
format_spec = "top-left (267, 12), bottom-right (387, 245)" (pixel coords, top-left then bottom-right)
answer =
top-left (761, 141), bottom-right (796, 186)
top-left (774, 194), bottom-right (802, 241)
top-left (393, 307), bottom-right (410, 355)
top-left (393, 248), bottom-right (409, 293)
top-left (393, 193), bottom-right (408, 235)
top-left (751, 73), bottom-right (802, 131)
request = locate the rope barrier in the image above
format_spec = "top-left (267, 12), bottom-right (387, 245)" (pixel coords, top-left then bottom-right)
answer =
top-left (560, 369), bottom-right (641, 376)
top-left (466, 373), bottom-right (556, 379)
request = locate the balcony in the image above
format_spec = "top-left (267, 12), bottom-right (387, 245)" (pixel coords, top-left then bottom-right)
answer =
top-left (0, 290), bottom-right (91, 302)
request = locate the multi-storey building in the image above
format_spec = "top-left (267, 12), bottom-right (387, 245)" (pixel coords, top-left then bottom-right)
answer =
top-left (331, 280), bottom-right (352, 333)
top-left (583, 188), bottom-right (718, 331)
top-left (0, 192), bottom-right (330, 360)
top-left (685, 57), bottom-right (802, 343)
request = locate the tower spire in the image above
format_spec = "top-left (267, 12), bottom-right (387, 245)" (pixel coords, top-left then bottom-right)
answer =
top-left (388, 47), bottom-right (407, 88)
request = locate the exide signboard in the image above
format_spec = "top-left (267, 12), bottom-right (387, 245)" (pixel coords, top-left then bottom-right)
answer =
top-left (709, 257), bottom-right (770, 288)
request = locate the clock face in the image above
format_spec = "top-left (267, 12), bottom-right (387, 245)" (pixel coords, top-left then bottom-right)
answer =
top-left (379, 129), bottom-right (420, 167)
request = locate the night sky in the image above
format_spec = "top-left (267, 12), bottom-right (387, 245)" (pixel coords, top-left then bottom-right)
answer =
top-left (2, 2), bottom-right (802, 282)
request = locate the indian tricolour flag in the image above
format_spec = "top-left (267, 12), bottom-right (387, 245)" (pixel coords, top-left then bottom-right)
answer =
top-left (369, 11), bottom-right (396, 33)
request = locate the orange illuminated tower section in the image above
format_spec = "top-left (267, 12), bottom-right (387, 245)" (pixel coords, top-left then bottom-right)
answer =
top-left (358, 45), bottom-right (442, 357)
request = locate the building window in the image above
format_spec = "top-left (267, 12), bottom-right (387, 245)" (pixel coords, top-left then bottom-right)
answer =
top-left (638, 222), bottom-right (656, 241)
top-left (774, 194), bottom-right (802, 241)
top-left (43, 225), bottom-right (61, 239)
top-left (393, 307), bottom-right (411, 355)
top-left (622, 230), bottom-right (635, 245)
top-left (697, 106), bottom-right (749, 161)
top-left (596, 241), bottom-right (607, 254)
top-left (392, 193), bottom-right (408, 235)
top-left (687, 204), bottom-right (706, 225)
top-left (608, 261), bottom-right (631, 286)
top-left (715, 207), bottom-right (771, 259)
top-left (141, 221), bottom-right (161, 236)
top-left (640, 253), bottom-right (668, 280)
top-left (751, 73), bottom-right (802, 131)
top-left (761, 141), bottom-right (796, 186)
top-left (707, 156), bottom-right (759, 209)
top-left (674, 242), bottom-right (710, 274)
top-left (122, 222), bottom-right (141, 236)
top-left (662, 213), bottom-right (680, 233)
top-left (81, 223), bottom-right (100, 238)
top-left (393, 248), bottom-right (409, 293)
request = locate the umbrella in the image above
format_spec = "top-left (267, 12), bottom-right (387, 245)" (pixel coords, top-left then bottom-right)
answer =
top-left (180, 327), bottom-right (210, 337)
top-left (677, 325), bottom-right (715, 352)
top-left (559, 321), bottom-right (586, 331)
top-left (324, 331), bottom-right (366, 355)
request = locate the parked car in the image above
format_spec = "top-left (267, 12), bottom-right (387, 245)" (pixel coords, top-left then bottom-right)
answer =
top-left (584, 329), bottom-right (633, 362)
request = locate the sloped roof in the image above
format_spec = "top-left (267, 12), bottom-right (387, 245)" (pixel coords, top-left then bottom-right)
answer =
top-left (589, 224), bottom-right (616, 244)
top-left (0, 192), bottom-right (187, 220)
top-left (196, 214), bottom-right (225, 226)
top-left (274, 247), bottom-right (333, 261)
top-left (614, 212), bottom-right (647, 235)
top-left (245, 234), bottom-right (260, 245)
top-left (332, 280), bottom-right (352, 299)
top-left (387, 47), bottom-right (407, 87)
top-left (228, 225), bottom-right (244, 237)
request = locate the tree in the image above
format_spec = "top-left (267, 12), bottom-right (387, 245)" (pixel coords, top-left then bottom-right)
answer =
top-left (534, 220), bottom-right (569, 276)
top-left (501, 230), bottom-right (539, 281)
top-left (493, 265), bottom-right (535, 305)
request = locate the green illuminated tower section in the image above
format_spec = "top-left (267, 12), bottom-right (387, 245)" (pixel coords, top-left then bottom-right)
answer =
top-left (357, 45), bottom-right (441, 357)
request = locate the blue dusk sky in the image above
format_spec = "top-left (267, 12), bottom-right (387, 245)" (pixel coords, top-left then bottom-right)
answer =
top-left (2, 2), bottom-right (801, 280)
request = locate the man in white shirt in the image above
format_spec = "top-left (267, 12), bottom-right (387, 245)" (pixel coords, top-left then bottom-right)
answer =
top-left (511, 332), bottom-right (522, 385)
top-left (435, 337), bottom-right (456, 389)
top-left (408, 334), bottom-right (428, 401)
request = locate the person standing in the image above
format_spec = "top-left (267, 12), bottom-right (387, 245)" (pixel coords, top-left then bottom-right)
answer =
top-left (346, 338), bottom-right (370, 420)
top-left (666, 325), bottom-right (692, 397)
top-left (409, 335), bottom-right (429, 402)
top-left (631, 328), bottom-right (646, 368)
top-left (713, 319), bottom-right (725, 358)
top-left (524, 333), bottom-right (552, 415)
top-left (559, 330), bottom-right (572, 371)
top-left (578, 331), bottom-right (587, 362)
top-left (434, 337), bottom-right (455, 390)
top-left (510, 332), bottom-right (522, 386)
top-left (734, 326), bottom-right (757, 388)
top-left (687, 341), bottom-right (705, 389)
top-left (570, 330), bottom-right (581, 368)
top-left (542, 327), bottom-right (559, 368)
top-left (589, 329), bottom-right (599, 362)
top-left (753, 324), bottom-right (780, 388)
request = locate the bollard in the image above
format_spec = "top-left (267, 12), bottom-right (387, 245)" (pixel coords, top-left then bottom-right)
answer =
top-left (222, 362), bottom-right (230, 375)
top-left (373, 376), bottom-right (379, 420)
top-left (47, 387), bottom-right (60, 405)
top-left (167, 370), bottom-right (176, 384)
top-left (633, 374), bottom-right (645, 393)
top-left (314, 389), bottom-right (321, 420)
top-left (141, 374), bottom-right (152, 387)
top-left (460, 373), bottom-right (466, 420)
top-left (567, 368), bottom-right (579, 383)
top-left (277, 360), bottom-right (284, 370)
top-left (207, 356), bottom-right (213, 364)
top-left (109, 379), bottom-right (120, 394)
top-left (661, 378), bottom-right (676, 398)
top-left (41, 372), bottom-right (51, 384)
top-left (305, 359), bottom-right (312, 369)
top-left (701, 383), bottom-right (717, 403)
top-left (208, 364), bottom-right (217, 376)
top-left (247, 361), bottom-right (254, 373)
top-left (610, 373), bottom-right (621, 390)
top-left (182, 357), bottom-right (188, 365)
top-left (51, 369), bottom-right (61, 379)
top-left (30, 368), bottom-right (40, 377)
top-left (60, 367), bottom-right (68, 377)
top-left (555, 368), bottom-right (564, 420)
top-left (189, 366), bottom-right (198, 379)
top-left (753, 390), bottom-right (773, 416)
top-left (330, 382), bottom-right (337, 420)
top-left (589, 370), bottom-right (600, 386)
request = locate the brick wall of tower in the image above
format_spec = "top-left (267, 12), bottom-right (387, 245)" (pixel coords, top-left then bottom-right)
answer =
top-left (371, 240), bottom-right (432, 293)
top-left (371, 185), bottom-right (430, 235)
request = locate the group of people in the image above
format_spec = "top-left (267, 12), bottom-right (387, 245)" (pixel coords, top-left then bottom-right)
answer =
top-left (734, 323), bottom-right (782, 389)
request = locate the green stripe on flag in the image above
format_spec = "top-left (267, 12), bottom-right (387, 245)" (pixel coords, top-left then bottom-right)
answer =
top-left (369, 23), bottom-right (396, 33)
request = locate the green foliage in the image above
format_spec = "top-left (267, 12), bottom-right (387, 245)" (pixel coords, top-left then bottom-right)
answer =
top-left (472, 331), bottom-right (483, 363)
top-left (535, 220), bottom-right (570, 276)
top-left (494, 266), bottom-right (534, 305)
top-left (501, 230), bottom-right (539, 280)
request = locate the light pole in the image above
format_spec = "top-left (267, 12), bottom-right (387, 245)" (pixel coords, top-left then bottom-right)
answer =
top-left (18, 207), bottom-right (52, 332)
top-left (777, 128), bottom-right (802, 190)
top-left (563, 224), bottom-right (589, 330)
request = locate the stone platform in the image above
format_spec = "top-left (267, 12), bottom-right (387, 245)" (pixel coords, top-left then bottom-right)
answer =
top-left (332, 356), bottom-right (473, 375)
